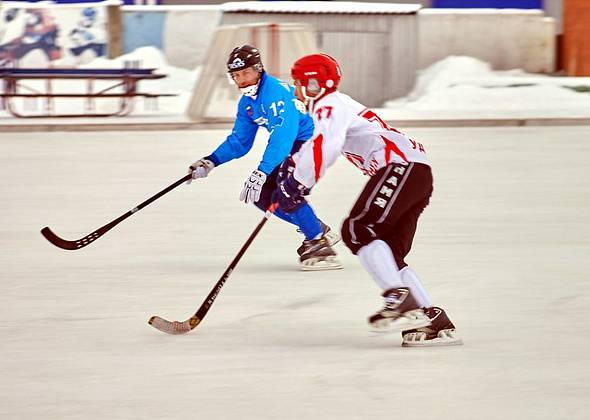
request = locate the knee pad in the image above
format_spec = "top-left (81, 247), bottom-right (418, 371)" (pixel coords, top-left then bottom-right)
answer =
top-left (341, 217), bottom-right (376, 255)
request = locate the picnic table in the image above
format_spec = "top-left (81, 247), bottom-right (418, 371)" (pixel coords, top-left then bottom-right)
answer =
top-left (0, 67), bottom-right (174, 118)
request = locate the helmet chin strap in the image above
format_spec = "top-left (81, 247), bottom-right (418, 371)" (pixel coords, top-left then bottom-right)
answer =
top-left (301, 86), bottom-right (326, 112)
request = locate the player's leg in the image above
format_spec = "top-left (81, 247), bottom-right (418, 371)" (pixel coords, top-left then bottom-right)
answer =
top-left (342, 162), bottom-right (434, 333)
top-left (358, 240), bottom-right (430, 334)
top-left (384, 197), bottom-right (435, 309)
top-left (384, 201), bottom-right (462, 346)
top-left (257, 167), bottom-right (341, 270)
top-left (276, 140), bottom-right (341, 246)
top-left (41, 30), bottom-right (62, 61)
top-left (290, 203), bottom-right (341, 271)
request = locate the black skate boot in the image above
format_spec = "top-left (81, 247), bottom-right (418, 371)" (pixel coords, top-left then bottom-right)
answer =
top-left (401, 307), bottom-right (463, 347)
top-left (319, 220), bottom-right (341, 247)
top-left (369, 287), bottom-right (431, 334)
top-left (297, 237), bottom-right (342, 271)
top-left (297, 220), bottom-right (341, 247)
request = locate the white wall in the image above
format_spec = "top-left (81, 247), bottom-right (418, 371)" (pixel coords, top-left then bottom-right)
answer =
top-left (120, 6), bottom-right (557, 74)
top-left (121, 5), bottom-right (221, 70)
top-left (419, 8), bottom-right (556, 73)
top-left (163, 6), bottom-right (221, 70)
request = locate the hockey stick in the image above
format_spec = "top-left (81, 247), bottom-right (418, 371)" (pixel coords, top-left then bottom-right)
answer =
top-left (41, 174), bottom-right (192, 250)
top-left (149, 203), bottom-right (278, 335)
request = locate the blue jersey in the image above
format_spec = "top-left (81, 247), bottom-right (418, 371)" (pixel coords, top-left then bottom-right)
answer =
top-left (207, 72), bottom-right (314, 175)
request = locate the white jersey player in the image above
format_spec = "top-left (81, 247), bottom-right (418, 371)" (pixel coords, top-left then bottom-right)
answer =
top-left (273, 54), bottom-right (462, 347)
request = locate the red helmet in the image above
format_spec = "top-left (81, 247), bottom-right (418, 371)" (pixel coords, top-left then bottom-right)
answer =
top-left (291, 54), bottom-right (341, 100)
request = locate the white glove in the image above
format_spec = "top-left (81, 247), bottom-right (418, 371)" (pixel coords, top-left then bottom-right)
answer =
top-left (187, 157), bottom-right (215, 184)
top-left (239, 169), bottom-right (267, 204)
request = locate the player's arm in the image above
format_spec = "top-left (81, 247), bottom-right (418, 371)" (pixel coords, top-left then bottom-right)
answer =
top-left (187, 99), bottom-right (258, 183)
top-left (209, 100), bottom-right (259, 165)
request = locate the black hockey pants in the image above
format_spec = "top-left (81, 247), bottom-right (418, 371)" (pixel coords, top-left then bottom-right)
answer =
top-left (341, 162), bottom-right (433, 269)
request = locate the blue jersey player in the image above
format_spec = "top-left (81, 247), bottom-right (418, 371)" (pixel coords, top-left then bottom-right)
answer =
top-left (187, 45), bottom-right (341, 271)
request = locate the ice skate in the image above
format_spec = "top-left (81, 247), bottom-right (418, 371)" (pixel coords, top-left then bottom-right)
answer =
top-left (369, 287), bottom-right (431, 335)
top-left (297, 220), bottom-right (341, 247)
top-left (319, 220), bottom-right (341, 247)
top-left (297, 237), bottom-right (342, 271)
top-left (402, 307), bottom-right (463, 347)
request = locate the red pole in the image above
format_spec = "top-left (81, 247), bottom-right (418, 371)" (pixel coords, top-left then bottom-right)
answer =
top-left (562, 0), bottom-right (590, 75)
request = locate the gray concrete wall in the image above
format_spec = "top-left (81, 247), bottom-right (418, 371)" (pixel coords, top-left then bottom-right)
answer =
top-left (418, 8), bottom-right (556, 73)
top-left (119, 4), bottom-right (557, 97)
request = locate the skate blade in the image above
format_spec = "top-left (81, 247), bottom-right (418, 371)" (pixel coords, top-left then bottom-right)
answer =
top-left (369, 310), bottom-right (431, 336)
top-left (402, 329), bottom-right (463, 347)
top-left (300, 256), bottom-right (343, 271)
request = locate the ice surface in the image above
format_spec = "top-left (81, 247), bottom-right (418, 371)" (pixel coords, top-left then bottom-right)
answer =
top-left (1, 126), bottom-right (589, 419)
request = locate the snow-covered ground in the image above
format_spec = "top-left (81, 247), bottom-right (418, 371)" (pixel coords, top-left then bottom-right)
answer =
top-left (1, 48), bottom-right (590, 121)
top-left (1, 125), bottom-right (589, 419)
top-left (382, 55), bottom-right (590, 119)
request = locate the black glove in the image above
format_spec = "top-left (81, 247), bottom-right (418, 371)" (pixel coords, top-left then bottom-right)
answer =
top-left (272, 175), bottom-right (308, 214)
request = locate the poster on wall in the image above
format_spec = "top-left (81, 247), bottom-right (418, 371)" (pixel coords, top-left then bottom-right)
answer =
top-left (0, 1), bottom-right (110, 68)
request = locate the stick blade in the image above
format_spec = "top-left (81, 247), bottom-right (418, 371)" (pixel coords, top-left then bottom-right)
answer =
top-left (40, 227), bottom-right (81, 250)
top-left (148, 316), bottom-right (200, 335)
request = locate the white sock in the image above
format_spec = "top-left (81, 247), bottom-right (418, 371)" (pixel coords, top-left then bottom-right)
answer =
top-left (357, 240), bottom-right (403, 291)
top-left (399, 266), bottom-right (434, 308)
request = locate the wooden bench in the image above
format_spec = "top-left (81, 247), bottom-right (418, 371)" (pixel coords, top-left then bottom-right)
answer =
top-left (0, 68), bottom-right (175, 118)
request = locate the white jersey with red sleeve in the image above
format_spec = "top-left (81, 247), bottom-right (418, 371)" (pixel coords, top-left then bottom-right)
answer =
top-left (291, 91), bottom-right (430, 189)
